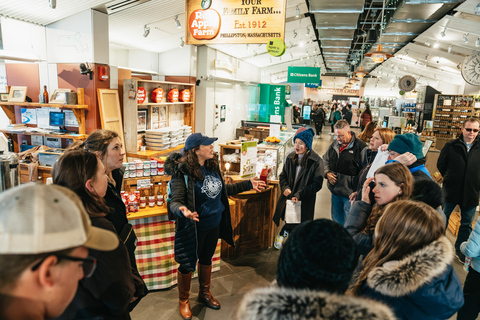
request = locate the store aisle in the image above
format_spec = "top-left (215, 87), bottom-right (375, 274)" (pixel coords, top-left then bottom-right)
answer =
top-left (131, 125), bottom-right (471, 320)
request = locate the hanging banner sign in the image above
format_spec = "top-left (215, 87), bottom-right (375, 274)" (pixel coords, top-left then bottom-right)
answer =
top-left (186, 0), bottom-right (287, 45)
top-left (305, 80), bottom-right (322, 88)
top-left (287, 66), bottom-right (321, 83)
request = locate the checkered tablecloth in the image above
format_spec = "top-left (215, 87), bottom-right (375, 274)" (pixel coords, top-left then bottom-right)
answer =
top-left (131, 214), bottom-right (221, 290)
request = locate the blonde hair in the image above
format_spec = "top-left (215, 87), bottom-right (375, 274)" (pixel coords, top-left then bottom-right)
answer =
top-left (375, 128), bottom-right (396, 145)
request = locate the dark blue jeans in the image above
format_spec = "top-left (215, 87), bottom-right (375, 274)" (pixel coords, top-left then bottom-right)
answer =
top-left (443, 202), bottom-right (477, 252)
top-left (331, 193), bottom-right (351, 226)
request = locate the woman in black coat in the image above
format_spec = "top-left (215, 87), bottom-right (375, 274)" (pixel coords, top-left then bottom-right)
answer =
top-left (273, 127), bottom-right (323, 249)
top-left (165, 133), bottom-right (265, 320)
top-left (53, 149), bottom-right (137, 319)
top-left (82, 130), bottom-right (148, 310)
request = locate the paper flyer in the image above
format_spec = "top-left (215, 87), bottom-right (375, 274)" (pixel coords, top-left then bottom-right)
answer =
top-left (64, 110), bottom-right (79, 127)
top-left (240, 141), bottom-right (257, 179)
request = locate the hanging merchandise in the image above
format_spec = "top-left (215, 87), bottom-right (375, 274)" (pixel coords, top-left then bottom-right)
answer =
top-left (151, 87), bottom-right (164, 103)
top-left (137, 87), bottom-right (147, 104)
top-left (167, 88), bottom-right (179, 102)
top-left (179, 89), bottom-right (191, 102)
top-left (398, 75), bottom-right (416, 92)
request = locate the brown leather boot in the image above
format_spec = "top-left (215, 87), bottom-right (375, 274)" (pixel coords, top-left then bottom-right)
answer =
top-left (197, 264), bottom-right (221, 310)
top-left (177, 270), bottom-right (192, 320)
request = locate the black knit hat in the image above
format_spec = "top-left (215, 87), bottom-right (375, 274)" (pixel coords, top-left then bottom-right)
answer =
top-left (276, 219), bottom-right (357, 293)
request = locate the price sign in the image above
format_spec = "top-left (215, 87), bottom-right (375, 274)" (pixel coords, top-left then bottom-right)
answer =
top-left (137, 179), bottom-right (151, 189)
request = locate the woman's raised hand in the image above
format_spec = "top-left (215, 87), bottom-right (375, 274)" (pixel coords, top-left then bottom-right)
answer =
top-left (361, 177), bottom-right (375, 204)
top-left (179, 206), bottom-right (199, 222)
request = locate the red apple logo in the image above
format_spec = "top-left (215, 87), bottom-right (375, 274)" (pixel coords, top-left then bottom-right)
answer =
top-left (152, 87), bottom-right (163, 103)
top-left (179, 89), bottom-right (191, 102)
top-left (189, 9), bottom-right (221, 40)
top-left (137, 87), bottom-right (146, 104)
top-left (168, 88), bottom-right (179, 102)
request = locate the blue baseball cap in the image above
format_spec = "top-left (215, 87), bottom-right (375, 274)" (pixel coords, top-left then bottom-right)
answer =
top-left (184, 133), bottom-right (218, 151)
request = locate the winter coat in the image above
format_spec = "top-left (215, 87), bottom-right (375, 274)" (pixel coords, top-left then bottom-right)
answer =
top-left (273, 150), bottom-right (323, 226)
top-left (165, 153), bottom-right (252, 272)
top-left (58, 217), bottom-right (135, 320)
top-left (344, 110), bottom-right (353, 125)
top-left (344, 201), bottom-right (374, 257)
top-left (331, 110), bottom-right (342, 125)
top-left (358, 236), bottom-right (464, 320)
top-left (461, 215), bottom-right (480, 273)
top-left (323, 132), bottom-right (367, 198)
top-left (235, 286), bottom-right (396, 320)
top-left (355, 148), bottom-right (376, 203)
top-left (360, 111), bottom-right (372, 126)
top-left (312, 108), bottom-right (325, 123)
top-left (437, 134), bottom-right (480, 207)
top-left (103, 169), bottom-right (147, 308)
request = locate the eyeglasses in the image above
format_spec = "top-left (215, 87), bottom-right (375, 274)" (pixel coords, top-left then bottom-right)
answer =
top-left (464, 128), bottom-right (479, 133)
top-left (31, 255), bottom-right (97, 278)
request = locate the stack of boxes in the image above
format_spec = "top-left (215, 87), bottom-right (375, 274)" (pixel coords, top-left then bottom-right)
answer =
top-left (145, 126), bottom-right (192, 151)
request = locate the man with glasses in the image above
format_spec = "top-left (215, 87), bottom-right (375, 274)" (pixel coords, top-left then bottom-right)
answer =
top-left (0, 183), bottom-right (119, 319)
top-left (438, 117), bottom-right (480, 263)
top-left (323, 120), bottom-right (367, 225)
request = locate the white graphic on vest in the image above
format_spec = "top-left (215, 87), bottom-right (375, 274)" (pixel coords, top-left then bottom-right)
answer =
top-left (201, 175), bottom-right (222, 198)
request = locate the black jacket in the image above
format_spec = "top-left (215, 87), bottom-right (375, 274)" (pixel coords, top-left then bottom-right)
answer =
top-left (165, 153), bottom-right (252, 272)
top-left (273, 150), bottom-right (323, 226)
top-left (344, 110), bottom-right (353, 125)
top-left (312, 108), bottom-right (325, 122)
top-left (323, 132), bottom-right (367, 198)
top-left (437, 134), bottom-right (480, 207)
top-left (58, 217), bottom-right (135, 320)
top-left (358, 237), bottom-right (463, 320)
top-left (103, 169), bottom-right (148, 308)
top-left (344, 201), bottom-right (374, 257)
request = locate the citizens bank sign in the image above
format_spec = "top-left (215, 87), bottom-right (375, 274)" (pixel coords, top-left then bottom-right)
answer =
top-left (287, 66), bottom-right (321, 83)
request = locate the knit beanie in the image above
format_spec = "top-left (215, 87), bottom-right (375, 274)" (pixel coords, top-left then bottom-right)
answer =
top-left (388, 133), bottom-right (424, 159)
top-left (276, 219), bottom-right (358, 293)
top-left (293, 127), bottom-right (315, 150)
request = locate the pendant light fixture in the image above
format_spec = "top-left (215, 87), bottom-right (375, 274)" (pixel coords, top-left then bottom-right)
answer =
top-left (364, 0), bottom-right (393, 64)
top-left (353, 66), bottom-right (369, 78)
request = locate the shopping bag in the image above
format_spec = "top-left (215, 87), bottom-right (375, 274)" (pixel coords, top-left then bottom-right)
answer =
top-left (367, 146), bottom-right (389, 178)
top-left (285, 199), bottom-right (302, 224)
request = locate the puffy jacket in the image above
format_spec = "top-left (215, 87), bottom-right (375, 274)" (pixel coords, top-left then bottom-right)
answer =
top-left (273, 150), bottom-right (323, 226)
top-left (358, 236), bottom-right (464, 320)
top-left (323, 132), bottom-right (367, 198)
top-left (344, 201), bottom-right (374, 257)
top-left (461, 215), bottom-right (480, 273)
top-left (331, 110), bottom-right (342, 125)
top-left (360, 112), bottom-right (372, 126)
top-left (235, 286), bottom-right (396, 320)
top-left (437, 134), bottom-right (480, 207)
top-left (165, 153), bottom-right (251, 272)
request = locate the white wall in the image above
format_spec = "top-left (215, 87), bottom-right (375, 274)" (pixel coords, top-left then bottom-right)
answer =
top-left (196, 46), bottom-right (260, 149)
top-left (1, 16), bottom-right (47, 62)
top-left (158, 46), bottom-right (196, 77)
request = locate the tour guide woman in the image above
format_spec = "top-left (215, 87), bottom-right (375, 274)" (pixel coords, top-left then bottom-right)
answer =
top-left (165, 133), bottom-right (266, 320)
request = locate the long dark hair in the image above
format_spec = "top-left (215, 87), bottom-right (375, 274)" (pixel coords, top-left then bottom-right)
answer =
top-left (364, 104), bottom-right (372, 117)
top-left (179, 147), bottom-right (220, 181)
top-left (292, 149), bottom-right (310, 167)
top-left (352, 200), bottom-right (444, 295)
top-left (52, 149), bottom-right (111, 217)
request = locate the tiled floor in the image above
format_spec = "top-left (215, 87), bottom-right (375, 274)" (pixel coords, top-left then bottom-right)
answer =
top-left (131, 125), bottom-right (472, 320)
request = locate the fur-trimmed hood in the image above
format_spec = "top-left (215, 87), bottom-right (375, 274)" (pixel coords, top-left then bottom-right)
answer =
top-left (366, 236), bottom-right (454, 297)
top-left (164, 152), bottom-right (183, 176)
top-left (235, 286), bottom-right (396, 320)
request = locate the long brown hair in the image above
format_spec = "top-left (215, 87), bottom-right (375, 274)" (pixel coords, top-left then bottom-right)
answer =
top-left (362, 162), bottom-right (413, 235)
top-left (52, 149), bottom-right (111, 217)
top-left (358, 121), bottom-right (377, 143)
top-left (72, 129), bottom-right (119, 157)
top-left (179, 147), bottom-right (220, 181)
top-left (375, 128), bottom-right (396, 145)
top-left (292, 149), bottom-right (310, 167)
top-left (352, 200), bottom-right (444, 295)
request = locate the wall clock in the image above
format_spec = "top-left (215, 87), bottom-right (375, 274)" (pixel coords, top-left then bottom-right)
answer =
top-left (398, 75), bottom-right (416, 92)
top-left (462, 52), bottom-right (480, 86)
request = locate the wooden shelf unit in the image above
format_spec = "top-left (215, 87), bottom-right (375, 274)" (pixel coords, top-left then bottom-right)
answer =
top-left (432, 94), bottom-right (475, 139)
top-left (0, 88), bottom-right (88, 152)
top-left (123, 79), bottom-right (195, 159)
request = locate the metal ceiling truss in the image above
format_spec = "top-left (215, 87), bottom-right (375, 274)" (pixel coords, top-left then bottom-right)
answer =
top-left (306, 0), bottom-right (465, 76)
